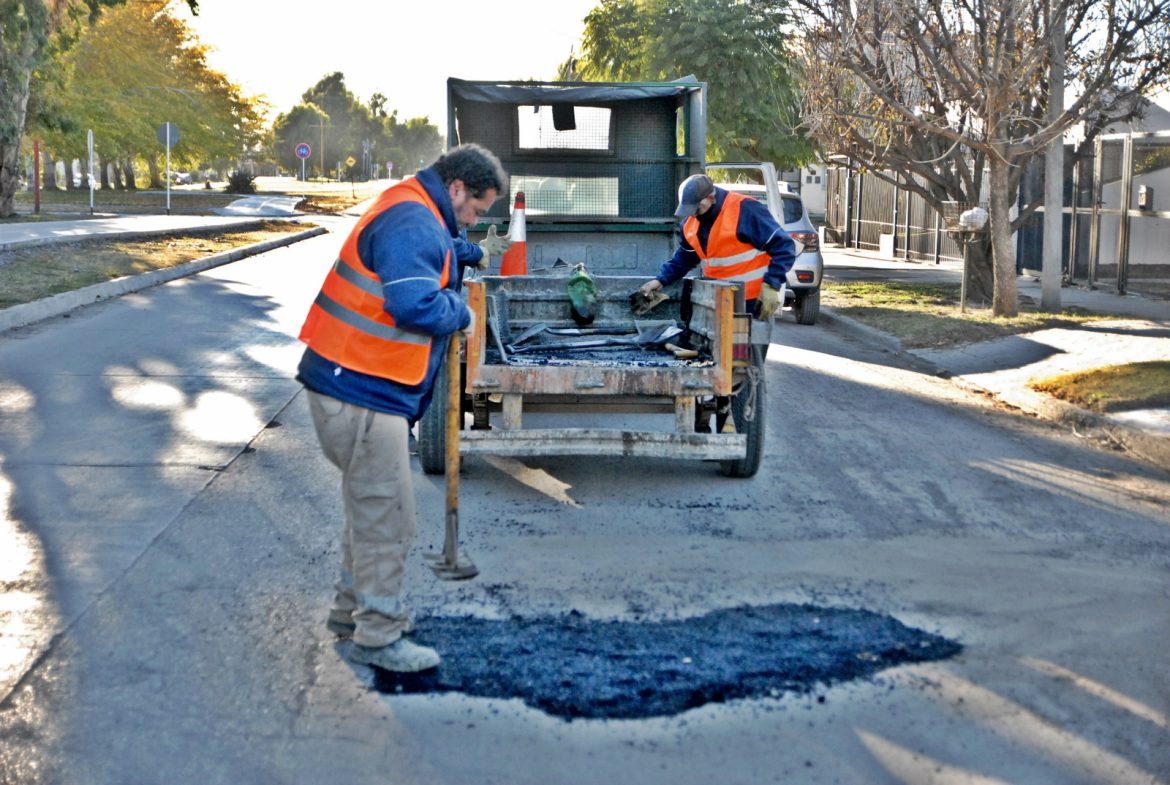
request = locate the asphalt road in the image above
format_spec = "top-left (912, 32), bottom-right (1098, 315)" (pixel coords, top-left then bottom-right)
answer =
top-left (2, 223), bottom-right (1168, 784)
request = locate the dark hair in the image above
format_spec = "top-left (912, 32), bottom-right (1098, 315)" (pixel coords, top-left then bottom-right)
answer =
top-left (433, 143), bottom-right (508, 198)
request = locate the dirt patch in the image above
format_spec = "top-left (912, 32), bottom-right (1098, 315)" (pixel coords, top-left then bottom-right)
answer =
top-left (371, 604), bottom-right (960, 720)
top-left (0, 221), bottom-right (313, 308)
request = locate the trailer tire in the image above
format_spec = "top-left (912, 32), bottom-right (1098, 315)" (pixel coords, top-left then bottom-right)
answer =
top-left (719, 348), bottom-right (765, 478)
top-left (418, 361), bottom-right (449, 475)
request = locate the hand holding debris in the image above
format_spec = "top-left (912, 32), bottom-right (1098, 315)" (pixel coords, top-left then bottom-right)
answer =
top-left (630, 279), bottom-right (669, 316)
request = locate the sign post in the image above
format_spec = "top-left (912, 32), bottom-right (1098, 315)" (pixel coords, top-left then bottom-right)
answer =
top-left (294, 142), bottom-right (311, 181)
top-left (87, 129), bottom-right (95, 214)
top-left (156, 122), bottom-right (180, 214)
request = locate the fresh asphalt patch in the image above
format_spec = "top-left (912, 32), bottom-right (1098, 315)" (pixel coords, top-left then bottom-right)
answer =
top-left (372, 604), bottom-right (960, 720)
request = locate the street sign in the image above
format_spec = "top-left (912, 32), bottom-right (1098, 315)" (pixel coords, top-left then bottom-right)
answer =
top-left (295, 142), bottom-right (311, 160)
top-left (345, 156), bottom-right (356, 168)
top-left (156, 123), bottom-right (180, 146)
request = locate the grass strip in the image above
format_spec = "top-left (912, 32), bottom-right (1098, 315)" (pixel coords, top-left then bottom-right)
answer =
top-left (1029, 361), bottom-right (1170, 412)
top-left (0, 221), bottom-right (312, 308)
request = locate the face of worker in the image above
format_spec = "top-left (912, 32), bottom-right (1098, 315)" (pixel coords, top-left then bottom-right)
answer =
top-left (694, 192), bottom-right (716, 217)
top-left (449, 180), bottom-right (499, 230)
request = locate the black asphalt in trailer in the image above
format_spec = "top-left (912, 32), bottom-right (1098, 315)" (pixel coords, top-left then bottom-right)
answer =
top-left (373, 604), bottom-right (960, 720)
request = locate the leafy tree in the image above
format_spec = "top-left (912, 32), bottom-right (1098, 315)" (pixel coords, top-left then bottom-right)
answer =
top-left (272, 102), bottom-right (329, 176)
top-left (390, 116), bottom-right (443, 175)
top-left (795, 0), bottom-right (1170, 316)
top-left (577, 0), bottom-right (814, 167)
top-left (34, 0), bottom-right (263, 190)
top-left (273, 76), bottom-right (442, 180)
top-left (0, 0), bottom-right (199, 215)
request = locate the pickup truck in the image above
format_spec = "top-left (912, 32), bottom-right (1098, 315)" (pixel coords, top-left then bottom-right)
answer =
top-left (417, 78), bottom-right (772, 478)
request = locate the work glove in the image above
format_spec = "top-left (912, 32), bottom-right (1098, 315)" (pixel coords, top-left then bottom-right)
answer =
top-left (754, 282), bottom-right (782, 320)
top-left (639, 279), bottom-right (663, 297)
top-left (477, 225), bottom-right (511, 268)
top-left (461, 308), bottom-right (476, 336)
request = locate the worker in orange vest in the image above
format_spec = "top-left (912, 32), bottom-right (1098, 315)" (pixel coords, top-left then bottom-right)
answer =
top-left (297, 143), bottom-right (507, 673)
top-left (638, 173), bottom-right (795, 323)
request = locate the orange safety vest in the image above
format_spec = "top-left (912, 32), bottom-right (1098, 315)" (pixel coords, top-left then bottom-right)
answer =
top-left (682, 191), bottom-right (770, 300)
top-left (299, 177), bottom-right (452, 385)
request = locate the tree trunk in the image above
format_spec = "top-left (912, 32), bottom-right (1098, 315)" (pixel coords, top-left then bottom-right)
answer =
top-left (963, 234), bottom-right (995, 307)
top-left (146, 158), bottom-right (162, 189)
top-left (989, 153), bottom-right (1019, 317)
top-left (111, 158), bottom-right (124, 190)
top-left (41, 150), bottom-right (58, 191)
top-left (0, 141), bottom-right (23, 218)
top-left (121, 159), bottom-right (137, 191)
top-left (99, 156), bottom-right (111, 190)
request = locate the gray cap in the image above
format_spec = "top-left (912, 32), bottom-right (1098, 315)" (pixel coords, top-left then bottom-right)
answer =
top-left (674, 174), bottom-right (715, 218)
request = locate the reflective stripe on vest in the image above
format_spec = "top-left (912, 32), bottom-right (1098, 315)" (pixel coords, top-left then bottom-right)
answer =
top-left (683, 191), bottom-right (770, 300)
top-left (299, 176), bottom-right (451, 384)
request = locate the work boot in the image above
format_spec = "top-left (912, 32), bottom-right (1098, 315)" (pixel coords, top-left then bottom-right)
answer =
top-left (326, 611), bottom-right (356, 638)
top-left (347, 637), bottom-right (441, 673)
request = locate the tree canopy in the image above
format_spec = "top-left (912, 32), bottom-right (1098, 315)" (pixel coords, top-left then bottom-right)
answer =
top-left (31, 0), bottom-right (264, 185)
top-left (576, 0), bottom-right (814, 167)
top-left (795, 0), bottom-right (1170, 315)
top-left (0, 0), bottom-right (200, 214)
top-left (271, 72), bottom-right (443, 180)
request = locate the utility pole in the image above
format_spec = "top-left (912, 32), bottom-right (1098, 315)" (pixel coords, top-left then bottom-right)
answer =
top-left (310, 120), bottom-right (329, 180)
top-left (1042, 0), bottom-right (1066, 310)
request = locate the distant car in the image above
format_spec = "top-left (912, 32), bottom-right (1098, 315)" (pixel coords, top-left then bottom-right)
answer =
top-left (171, 171), bottom-right (193, 185)
top-left (718, 182), bottom-right (823, 325)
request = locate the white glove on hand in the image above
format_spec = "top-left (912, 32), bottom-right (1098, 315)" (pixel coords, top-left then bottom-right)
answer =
top-left (639, 279), bottom-right (663, 296)
top-left (461, 308), bottom-right (476, 336)
top-left (755, 283), bottom-right (781, 320)
top-left (477, 225), bottom-right (511, 268)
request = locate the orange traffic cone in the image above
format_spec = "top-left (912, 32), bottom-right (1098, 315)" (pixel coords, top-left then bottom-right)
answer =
top-left (499, 191), bottom-right (527, 276)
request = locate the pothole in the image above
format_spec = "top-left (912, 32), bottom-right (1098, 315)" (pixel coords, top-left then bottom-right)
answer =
top-left (371, 603), bottom-right (960, 720)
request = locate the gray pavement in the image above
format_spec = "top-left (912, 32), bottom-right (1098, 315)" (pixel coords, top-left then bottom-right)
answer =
top-left (2, 214), bottom-right (1169, 783)
top-left (819, 246), bottom-right (1170, 470)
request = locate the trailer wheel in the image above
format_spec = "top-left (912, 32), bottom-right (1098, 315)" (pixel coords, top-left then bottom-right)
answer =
top-left (418, 360), bottom-right (449, 475)
top-left (719, 348), bottom-right (765, 478)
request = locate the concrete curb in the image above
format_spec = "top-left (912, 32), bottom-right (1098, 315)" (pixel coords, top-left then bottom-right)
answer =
top-left (0, 226), bottom-right (328, 334)
top-left (819, 306), bottom-right (1170, 472)
top-left (818, 306), bottom-right (905, 354)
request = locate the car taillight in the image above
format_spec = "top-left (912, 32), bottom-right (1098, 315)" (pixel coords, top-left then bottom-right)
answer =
top-left (795, 271), bottom-right (814, 283)
top-left (790, 231), bottom-right (819, 253)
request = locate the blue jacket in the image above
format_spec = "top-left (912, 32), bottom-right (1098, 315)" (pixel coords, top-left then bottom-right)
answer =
top-left (655, 188), bottom-right (795, 292)
top-left (297, 166), bottom-right (470, 422)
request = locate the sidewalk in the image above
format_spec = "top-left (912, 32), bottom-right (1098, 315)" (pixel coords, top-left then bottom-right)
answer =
top-left (820, 246), bottom-right (1170, 470)
top-left (0, 213), bottom-right (274, 252)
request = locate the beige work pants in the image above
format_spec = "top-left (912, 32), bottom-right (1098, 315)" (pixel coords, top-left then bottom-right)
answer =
top-left (307, 390), bottom-right (415, 648)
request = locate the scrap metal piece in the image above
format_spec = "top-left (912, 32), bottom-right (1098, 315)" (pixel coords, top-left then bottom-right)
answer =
top-left (630, 288), bottom-right (669, 316)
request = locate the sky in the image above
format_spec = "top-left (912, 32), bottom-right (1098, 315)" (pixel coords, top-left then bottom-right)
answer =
top-left (178, 0), bottom-right (599, 129)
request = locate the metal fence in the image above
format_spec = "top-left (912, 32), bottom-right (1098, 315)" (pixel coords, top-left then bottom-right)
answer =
top-left (830, 132), bottom-right (1170, 299)
top-left (823, 165), bottom-right (962, 264)
top-left (1018, 130), bottom-right (1170, 298)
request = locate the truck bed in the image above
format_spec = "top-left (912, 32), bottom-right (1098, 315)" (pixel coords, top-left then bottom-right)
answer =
top-left (459, 274), bottom-right (749, 461)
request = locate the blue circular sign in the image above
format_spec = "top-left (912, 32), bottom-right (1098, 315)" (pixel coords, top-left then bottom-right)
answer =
top-left (294, 142), bottom-right (312, 160)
